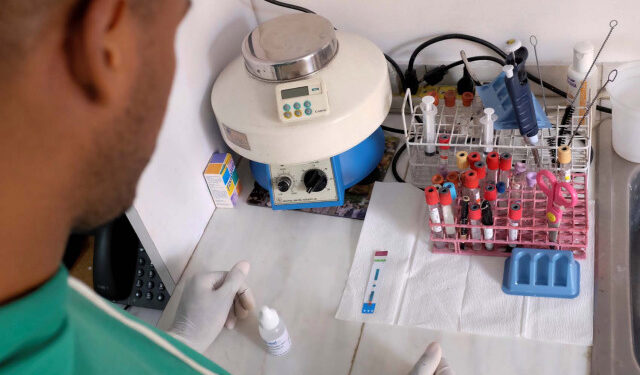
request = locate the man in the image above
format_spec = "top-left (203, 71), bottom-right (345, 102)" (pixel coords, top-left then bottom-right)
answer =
top-left (0, 0), bottom-right (451, 373)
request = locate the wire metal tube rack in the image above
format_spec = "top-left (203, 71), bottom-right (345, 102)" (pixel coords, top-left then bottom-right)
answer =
top-left (401, 89), bottom-right (591, 258)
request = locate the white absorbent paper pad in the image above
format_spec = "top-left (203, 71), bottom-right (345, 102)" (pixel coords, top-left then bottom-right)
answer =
top-left (335, 182), bottom-right (594, 345)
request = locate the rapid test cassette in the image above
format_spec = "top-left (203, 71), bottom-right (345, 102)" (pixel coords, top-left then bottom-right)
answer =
top-left (362, 250), bottom-right (387, 314)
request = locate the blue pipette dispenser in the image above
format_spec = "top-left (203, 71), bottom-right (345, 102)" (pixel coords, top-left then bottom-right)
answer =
top-left (504, 63), bottom-right (538, 141)
top-left (502, 248), bottom-right (580, 299)
top-left (476, 71), bottom-right (551, 131)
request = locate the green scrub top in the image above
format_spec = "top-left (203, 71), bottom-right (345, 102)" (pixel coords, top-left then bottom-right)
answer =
top-left (0, 267), bottom-right (230, 375)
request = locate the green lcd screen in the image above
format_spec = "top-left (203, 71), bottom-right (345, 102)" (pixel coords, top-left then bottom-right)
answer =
top-left (281, 86), bottom-right (309, 100)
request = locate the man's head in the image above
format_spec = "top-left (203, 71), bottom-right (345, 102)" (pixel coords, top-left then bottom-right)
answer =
top-left (0, 0), bottom-right (190, 231)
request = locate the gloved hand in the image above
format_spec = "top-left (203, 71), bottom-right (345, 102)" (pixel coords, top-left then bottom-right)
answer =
top-left (168, 261), bottom-right (256, 353)
top-left (408, 342), bottom-right (455, 375)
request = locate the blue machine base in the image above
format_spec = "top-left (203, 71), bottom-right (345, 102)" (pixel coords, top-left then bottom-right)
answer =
top-left (502, 248), bottom-right (580, 299)
top-left (250, 127), bottom-right (386, 210)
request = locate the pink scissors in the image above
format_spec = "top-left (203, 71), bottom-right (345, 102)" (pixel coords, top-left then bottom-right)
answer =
top-left (536, 170), bottom-right (578, 242)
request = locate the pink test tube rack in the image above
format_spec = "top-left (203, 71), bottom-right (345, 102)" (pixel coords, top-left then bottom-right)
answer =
top-left (429, 172), bottom-right (589, 259)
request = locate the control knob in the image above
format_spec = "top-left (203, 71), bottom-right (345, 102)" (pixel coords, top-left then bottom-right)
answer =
top-left (276, 176), bottom-right (292, 192)
top-left (303, 169), bottom-right (328, 193)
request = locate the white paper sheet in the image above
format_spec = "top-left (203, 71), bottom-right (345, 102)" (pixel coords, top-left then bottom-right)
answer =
top-left (335, 182), bottom-right (594, 345)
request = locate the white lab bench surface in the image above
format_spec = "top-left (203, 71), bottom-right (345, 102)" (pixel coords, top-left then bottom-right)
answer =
top-left (157, 115), bottom-right (591, 375)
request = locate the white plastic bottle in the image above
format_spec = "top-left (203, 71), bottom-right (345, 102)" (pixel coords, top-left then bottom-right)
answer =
top-left (567, 42), bottom-right (597, 118)
top-left (259, 306), bottom-right (291, 356)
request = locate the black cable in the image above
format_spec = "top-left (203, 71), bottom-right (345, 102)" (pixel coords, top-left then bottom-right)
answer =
top-left (123, 305), bottom-right (131, 311)
top-left (381, 125), bottom-right (404, 134)
top-left (263, 0), bottom-right (315, 13)
top-left (385, 53), bottom-right (405, 92)
top-left (407, 34), bottom-right (507, 75)
top-left (391, 142), bottom-right (408, 183)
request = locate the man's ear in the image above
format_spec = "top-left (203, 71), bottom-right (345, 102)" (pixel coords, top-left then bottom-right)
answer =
top-left (66, 0), bottom-right (137, 102)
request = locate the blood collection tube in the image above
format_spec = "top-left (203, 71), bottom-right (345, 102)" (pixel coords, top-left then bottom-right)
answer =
top-left (498, 153), bottom-right (512, 188)
top-left (446, 171), bottom-right (460, 189)
top-left (472, 161), bottom-right (487, 187)
top-left (483, 183), bottom-right (497, 209)
top-left (425, 186), bottom-right (445, 249)
top-left (481, 200), bottom-right (494, 251)
top-left (444, 90), bottom-right (456, 107)
top-left (426, 90), bottom-right (439, 106)
top-left (525, 172), bottom-right (537, 201)
top-left (496, 182), bottom-right (507, 208)
top-left (469, 203), bottom-right (483, 250)
top-left (443, 182), bottom-right (457, 200)
top-left (439, 187), bottom-right (457, 238)
top-left (458, 196), bottom-right (470, 244)
top-left (456, 151), bottom-right (469, 170)
top-left (508, 202), bottom-right (522, 249)
top-left (497, 153), bottom-right (512, 204)
top-left (510, 162), bottom-right (527, 200)
top-left (486, 151), bottom-right (500, 184)
top-left (557, 145), bottom-right (572, 182)
top-left (462, 92), bottom-right (474, 107)
top-left (511, 162), bottom-right (527, 189)
top-left (467, 152), bottom-right (482, 169)
top-left (431, 174), bottom-right (445, 187)
top-left (438, 134), bottom-right (451, 176)
top-left (461, 170), bottom-right (481, 203)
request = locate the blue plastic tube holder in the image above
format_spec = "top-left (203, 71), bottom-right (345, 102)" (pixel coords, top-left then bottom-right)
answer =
top-left (502, 248), bottom-right (580, 299)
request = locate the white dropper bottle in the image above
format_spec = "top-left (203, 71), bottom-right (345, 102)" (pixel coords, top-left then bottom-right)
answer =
top-left (258, 306), bottom-right (291, 356)
top-left (567, 41), bottom-right (597, 111)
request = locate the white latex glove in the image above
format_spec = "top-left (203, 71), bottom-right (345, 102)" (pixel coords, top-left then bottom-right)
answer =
top-left (168, 261), bottom-right (255, 353)
top-left (408, 342), bottom-right (455, 375)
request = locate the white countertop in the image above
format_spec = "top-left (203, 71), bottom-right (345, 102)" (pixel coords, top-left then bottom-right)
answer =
top-left (157, 115), bottom-right (591, 375)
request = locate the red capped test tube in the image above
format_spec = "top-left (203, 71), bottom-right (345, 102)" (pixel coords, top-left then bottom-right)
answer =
top-left (426, 90), bottom-right (439, 107)
top-left (486, 151), bottom-right (500, 184)
top-left (498, 153), bottom-right (513, 200)
top-left (508, 202), bottom-right (522, 249)
top-left (431, 173), bottom-right (445, 187)
top-left (483, 182), bottom-right (497, 209)
top-left (467, 152), bottom-right (482, 168)
top-left (438, 134), bottom-right (451, 176)
top-left (462, 170), bottom-right (481, 203)
top-left (444, 90), bottom-right (456, 107)
top-left (439, 186), bottom-right (456, 238)
top-left (462, 92), bottom-right (474, 107)
top-left (469, 203), bottom-right (483, 250)
top-left (425, 186), bottom-right (445, 248)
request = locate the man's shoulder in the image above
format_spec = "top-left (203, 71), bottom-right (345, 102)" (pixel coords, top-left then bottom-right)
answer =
top-left (66, 277), bottom-right (230, 375)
